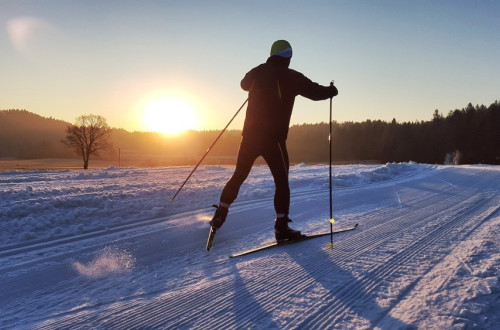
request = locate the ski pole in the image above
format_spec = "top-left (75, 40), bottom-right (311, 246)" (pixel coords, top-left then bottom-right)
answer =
top-left (170, 98), bottom-right (248, 202)
top-left (328, 81), bottom-right (335, 248)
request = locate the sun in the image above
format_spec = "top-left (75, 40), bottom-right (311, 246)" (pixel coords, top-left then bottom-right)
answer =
top-left (142, 98), bottom-right (198, 135)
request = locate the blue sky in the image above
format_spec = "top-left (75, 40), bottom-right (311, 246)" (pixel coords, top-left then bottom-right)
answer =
top-left (1, 0), bottom-right (499, 132)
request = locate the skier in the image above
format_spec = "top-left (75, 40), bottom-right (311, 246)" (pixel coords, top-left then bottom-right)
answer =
top-left (211, 40), bottom-right (338, 242)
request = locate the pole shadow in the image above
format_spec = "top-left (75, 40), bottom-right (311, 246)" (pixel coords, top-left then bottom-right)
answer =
top-left (287, 247), bottom-right (410, 329)
top-left (221, 262), bottom-right (280, 328)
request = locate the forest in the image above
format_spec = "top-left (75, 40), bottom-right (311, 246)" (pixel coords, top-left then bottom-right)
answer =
top-left (1, 100), bottom-right (499, 166)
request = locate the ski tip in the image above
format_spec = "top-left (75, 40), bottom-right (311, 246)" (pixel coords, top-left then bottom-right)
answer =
top-left (354, 223), bottom-right (359, 228)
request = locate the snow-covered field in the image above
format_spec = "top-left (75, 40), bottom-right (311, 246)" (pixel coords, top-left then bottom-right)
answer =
top-left (1, 163), bottom-right (499, 329)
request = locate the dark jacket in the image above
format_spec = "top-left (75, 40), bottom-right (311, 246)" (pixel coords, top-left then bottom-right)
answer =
top-left (240, 56), bottom-right (338, 141)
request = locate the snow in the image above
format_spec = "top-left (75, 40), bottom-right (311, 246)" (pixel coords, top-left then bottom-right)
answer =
top-left (0, 162), bottom-right (499, 328)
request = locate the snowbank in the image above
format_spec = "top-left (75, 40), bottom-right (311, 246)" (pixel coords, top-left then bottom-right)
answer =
top-left (0, 162), bottom-right (432, 248)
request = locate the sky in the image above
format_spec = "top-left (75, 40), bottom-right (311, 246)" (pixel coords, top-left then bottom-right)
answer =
top-left (1, 0), bottom-right (499, 134)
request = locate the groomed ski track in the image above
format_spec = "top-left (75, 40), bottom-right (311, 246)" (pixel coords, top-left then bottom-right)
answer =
top-left (1, 165), bottom-right (499, 329)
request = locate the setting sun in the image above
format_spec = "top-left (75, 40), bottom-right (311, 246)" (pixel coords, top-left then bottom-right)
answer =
top-left (142, 98), bottom-right (198, 135)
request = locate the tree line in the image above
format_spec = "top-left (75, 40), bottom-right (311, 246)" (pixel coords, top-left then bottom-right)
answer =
top-left (1, 100), bottom-right (499, 167)
top-left (327, 101), bottom-right (499, 164)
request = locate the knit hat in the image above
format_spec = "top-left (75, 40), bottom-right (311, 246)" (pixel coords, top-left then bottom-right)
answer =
top-left (270, 40), bottom-right (292, 58)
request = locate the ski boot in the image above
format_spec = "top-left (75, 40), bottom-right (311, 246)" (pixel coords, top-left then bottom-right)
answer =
top-left (210, 204), bottom-right (229, 229)
top-left (275, 216), bottom-right (304, 243)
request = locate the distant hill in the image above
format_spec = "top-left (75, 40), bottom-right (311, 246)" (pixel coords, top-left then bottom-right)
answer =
top-left (1, 101), bottom-right (499, 166)
top-left (0, 110), bottom-right (242, 165)
top-left (0, 110), bottom-right (73, 159)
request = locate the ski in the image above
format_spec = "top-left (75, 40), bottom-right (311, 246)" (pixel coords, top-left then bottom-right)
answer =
top-left (206, 226), bottom-right (217, 251)
top-left (230, 223), bottom-right (358, 258)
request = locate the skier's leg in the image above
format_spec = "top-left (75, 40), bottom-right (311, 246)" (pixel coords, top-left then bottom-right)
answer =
top-left (211, 138), bottom-right (259, 229)
top-left (220, 138), bottom-right (259, 205)
top-left (262, 140), bottom-right (290, 217)
top-left (263, 140), bottom-right (302, 241)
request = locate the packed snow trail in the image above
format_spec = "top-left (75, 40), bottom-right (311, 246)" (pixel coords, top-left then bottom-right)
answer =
top-left (0, 164), bottom-right (499, 329)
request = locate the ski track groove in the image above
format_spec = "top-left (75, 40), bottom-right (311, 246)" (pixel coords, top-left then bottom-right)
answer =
top-left (38, 277), bottom-right (223, 329)
top-left (17, 170), bottom-right (464, 327)
top-left (311, 194), bottom-right (498, 329)
top-left (296, 169), bottom-right (498, 328)
top-left (207, 256), bottom-right (332, 329)
top-left (196, 168), bottom-right (496, 329)
top-left (5, 166), bottom-right (499, 329)
top-left (38, 169), bottom-right (479, 328)
top-left (107, 283), bottom-right (221, 328)
top-left (118, 254), bottom-right (319, 329)
top-left (174, 170), bottom-right (492, 329)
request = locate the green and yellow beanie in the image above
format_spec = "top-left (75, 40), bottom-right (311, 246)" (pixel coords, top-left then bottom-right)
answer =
top-left (270, 40), bottom-right (292, 58)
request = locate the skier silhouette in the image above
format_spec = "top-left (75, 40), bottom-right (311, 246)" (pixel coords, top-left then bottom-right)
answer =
top-left (211, 40), bottom-right (338, 242)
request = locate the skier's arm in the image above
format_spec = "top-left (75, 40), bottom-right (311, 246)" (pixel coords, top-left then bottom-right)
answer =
top-left (241, 69), bottom-right (255, 92)
top-left (297, 73), bottom-right (338, 101)
top-left (241, 65), bottom-right (266, 92)
top-left (240, 72), bottom-right (253, 92)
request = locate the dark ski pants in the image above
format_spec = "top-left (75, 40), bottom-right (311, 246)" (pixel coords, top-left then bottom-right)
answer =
top-left (220, 137), bottom-right (290, 215)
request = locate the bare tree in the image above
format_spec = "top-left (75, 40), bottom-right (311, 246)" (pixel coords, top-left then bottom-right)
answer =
top-left (62, 114), bottom-right (112, 169)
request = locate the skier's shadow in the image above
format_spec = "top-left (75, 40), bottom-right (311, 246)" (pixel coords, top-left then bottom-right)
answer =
top-left (288, 247), bottom-right (409, 329)
top-left (227, 262), bottom-right (280, 328)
